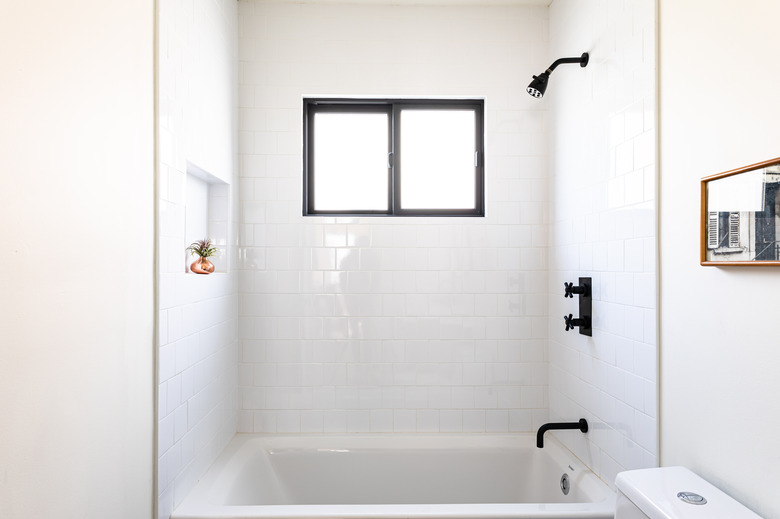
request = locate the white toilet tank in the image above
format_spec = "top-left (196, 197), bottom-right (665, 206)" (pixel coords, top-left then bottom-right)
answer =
top-left (615, 467), bottom-right (763, 519)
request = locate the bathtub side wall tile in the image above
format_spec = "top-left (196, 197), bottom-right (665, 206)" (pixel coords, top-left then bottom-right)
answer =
top-left (301, 410), bottom-right (324, 433)
top-left (237, 410), bottom-right (253, 433)
top-left (277, 410), bottom-right (301, 432)
top-left (347, 410), bottom-right (370, 433)
top-left (462, 410), bottom-right (486, 432)
top-left (324, 410), bottom-right (347, 433)
top-left (370, 409), bottom-right (394, 432)
top-left (439, 410), bottom-right (463, 433)
top-left (547, 0), bottom-right (658, 486)
top-left (393, 410), bottom-right (417, 432)
top-left (508, 409), bottom-right (533, 432)
top-left (416, 410), bottom-right (440, 433)
top-left (254, 410), bottom-right (277, 433)
top-left (485, 410), bottom-right (509, 432)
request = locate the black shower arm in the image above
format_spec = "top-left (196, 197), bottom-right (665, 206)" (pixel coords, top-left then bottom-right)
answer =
top-left (545, 53), bottom-right (589, 74)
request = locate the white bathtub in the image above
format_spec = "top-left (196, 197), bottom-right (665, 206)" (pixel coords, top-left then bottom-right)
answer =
top-left (171, 434), bottom-right (615, 519)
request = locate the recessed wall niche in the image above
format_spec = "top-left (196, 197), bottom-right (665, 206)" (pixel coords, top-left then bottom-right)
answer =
top-left (185, 162), bottom-right (229, 273)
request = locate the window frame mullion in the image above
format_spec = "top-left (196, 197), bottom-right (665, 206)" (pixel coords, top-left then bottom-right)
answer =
top-left (391, 103), bottom-right (401, 215)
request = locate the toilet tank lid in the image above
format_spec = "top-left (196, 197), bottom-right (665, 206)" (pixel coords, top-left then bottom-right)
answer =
top-left (615, 467), bottom-right (763, 519)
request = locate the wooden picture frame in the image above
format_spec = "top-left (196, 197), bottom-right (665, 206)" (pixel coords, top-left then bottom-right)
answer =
top-left (701, 156), bottom-right (780, 265)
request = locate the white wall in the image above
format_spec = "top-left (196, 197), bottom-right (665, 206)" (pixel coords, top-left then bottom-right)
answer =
top-left (156, 0), bottom-right (239, 516)
top-left (237, 1), bottom-right (552, 435)
top-left (548, 0), bottom-right (657, 488)
top-left (0, 1), bottom-right (154, 518)
top-left (659, 1), bottom-right (780, 517)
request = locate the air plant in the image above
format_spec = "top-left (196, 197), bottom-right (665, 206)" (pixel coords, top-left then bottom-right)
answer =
top-left (186, 238), bottom-right (219, 258)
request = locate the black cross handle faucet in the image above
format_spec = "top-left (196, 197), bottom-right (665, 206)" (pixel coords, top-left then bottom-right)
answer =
top-left (564, 313), bottom-right (590, 331)
top-left (564, 281), bottom-right (589, 298)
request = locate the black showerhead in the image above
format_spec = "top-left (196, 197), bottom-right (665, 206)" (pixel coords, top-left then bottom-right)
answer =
top-left (526, 72), bottom-right (549, 98)
top-left (527, 52), bottom-right (589, 98)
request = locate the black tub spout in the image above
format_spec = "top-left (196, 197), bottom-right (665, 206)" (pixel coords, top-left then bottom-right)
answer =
top-left (536, 419), bottom-right (588, 448)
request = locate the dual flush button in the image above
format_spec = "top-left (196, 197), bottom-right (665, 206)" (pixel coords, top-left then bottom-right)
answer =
top-left (677, 492), bottom-right (707, 505)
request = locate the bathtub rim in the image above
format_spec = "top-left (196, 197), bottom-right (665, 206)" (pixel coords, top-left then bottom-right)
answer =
top-left (171, 433), bottom-right (616, 519)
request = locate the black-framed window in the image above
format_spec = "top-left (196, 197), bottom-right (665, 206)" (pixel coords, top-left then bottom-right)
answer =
top-left (303, 98), bottom-right (484, 216)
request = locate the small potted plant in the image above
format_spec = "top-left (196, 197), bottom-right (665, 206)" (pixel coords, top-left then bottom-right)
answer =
top-left (186, 238), bottom-right (219, 274)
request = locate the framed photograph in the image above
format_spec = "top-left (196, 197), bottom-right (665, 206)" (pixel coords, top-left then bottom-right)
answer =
top-left (701, 157), bottom-right (780, 265)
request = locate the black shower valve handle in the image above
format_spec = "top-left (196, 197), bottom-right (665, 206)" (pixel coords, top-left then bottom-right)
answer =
top-left (564, 313), bottom-right (589, 332)
top-left (564, 313), bottom-right (575, 331)
top-left (564, 281), bottom-right (588, 298)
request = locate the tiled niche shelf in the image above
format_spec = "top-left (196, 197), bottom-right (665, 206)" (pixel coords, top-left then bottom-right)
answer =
top-left (185, 162), bottom-right (230, 274)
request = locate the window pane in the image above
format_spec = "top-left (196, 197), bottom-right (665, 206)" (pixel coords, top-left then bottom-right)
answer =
top-left (399, 109), bottom-right (476, 210)
top-left (313, 112), bottom-right (389, 212)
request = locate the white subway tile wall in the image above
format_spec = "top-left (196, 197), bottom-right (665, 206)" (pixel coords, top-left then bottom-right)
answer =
top-left (157, 0), bottom-right (239, 517)
top-left (548, 0), bottom-right (657, 489)
top-left (237, 1), bottom-right (552, 436)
